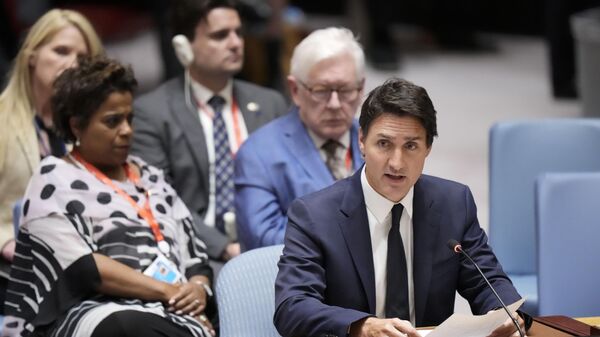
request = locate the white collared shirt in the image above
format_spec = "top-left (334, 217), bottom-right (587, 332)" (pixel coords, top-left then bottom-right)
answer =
top-left (191, 79), bottom-right (249, 227)
top-left (307, 129), bottom-right (351, 177)
top-left (361, 166), bottom-right (416, 324)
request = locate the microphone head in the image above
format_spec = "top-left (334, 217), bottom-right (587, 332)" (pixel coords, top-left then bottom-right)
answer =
top-left (447, 239), bottom-right (461, 253)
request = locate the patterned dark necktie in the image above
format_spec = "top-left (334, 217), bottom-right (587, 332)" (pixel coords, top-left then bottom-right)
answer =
top-left (209, 95), bottom-right (233, 233)
top-left (322, 139), bottom-right (345, 180)
top-left (385, 203), bottom-right (409, 320)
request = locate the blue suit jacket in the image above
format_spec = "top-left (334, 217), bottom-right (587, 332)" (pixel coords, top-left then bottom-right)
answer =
top-left (274, 170), bottom-right (521, 337)
top-left (234, 108), bottom-right (363, 251)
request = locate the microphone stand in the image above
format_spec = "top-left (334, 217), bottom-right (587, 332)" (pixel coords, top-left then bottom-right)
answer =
top-left (448, 239), bottom-right (525, 337)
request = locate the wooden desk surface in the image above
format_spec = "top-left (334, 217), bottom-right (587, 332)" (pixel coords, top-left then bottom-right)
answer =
top-left (417, 317), bottom-right (600, 336)
top-left (529, 320), bottom-right (574, 337)
top-left (529, 316), bottom-right (600, 336)
top-left (577, 316), bottom-right (600, 328)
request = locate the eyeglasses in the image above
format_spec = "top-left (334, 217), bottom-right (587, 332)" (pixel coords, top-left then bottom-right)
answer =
top-left (298, 80), bottom-right (363, 103)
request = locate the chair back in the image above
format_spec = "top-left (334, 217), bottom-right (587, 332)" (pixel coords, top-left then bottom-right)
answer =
top-left (13, 199), bottom-right (22, 237)
top-left (216, 245), bottom-right (284, 337)
top-left (536, 172), bottom-right (600, 317)
top-left (489, 119), bottom-right (600, 274)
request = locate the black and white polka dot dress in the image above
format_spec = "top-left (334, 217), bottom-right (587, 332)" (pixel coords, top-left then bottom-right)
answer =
top-left (2, 155), bottom-right (211, 337)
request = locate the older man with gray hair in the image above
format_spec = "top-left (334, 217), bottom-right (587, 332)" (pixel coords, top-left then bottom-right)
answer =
top-left (234, 27), bottom-right (366, 251)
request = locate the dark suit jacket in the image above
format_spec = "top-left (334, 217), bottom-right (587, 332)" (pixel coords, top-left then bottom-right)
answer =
top-left (234, 108), bottom-right (363, 251)
top-left (274, 170), bottom-right (521, 337)
top-left (132, 75), bottom-right (287, 258)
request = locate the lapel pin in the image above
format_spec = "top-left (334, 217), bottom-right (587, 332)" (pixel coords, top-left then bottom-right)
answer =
top-left (246, 102), bottom-right (260, 112)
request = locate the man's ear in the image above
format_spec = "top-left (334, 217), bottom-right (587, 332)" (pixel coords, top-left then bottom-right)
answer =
top-left (425, 144), bottom-right (432, 157)
top-left (357, 78), bottom-right (366, 95)
top-left (287, 75), bottom-right (301, 107)
top-left (358, 127), bottom-right (365, 156)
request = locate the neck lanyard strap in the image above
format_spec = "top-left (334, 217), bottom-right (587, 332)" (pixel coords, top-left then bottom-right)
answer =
top-left (345, 147), bottom-right (353, 171)
top-left (71, 151), bottom-right (169, 255)
top-left (193, 93), bottom-right (243, 150)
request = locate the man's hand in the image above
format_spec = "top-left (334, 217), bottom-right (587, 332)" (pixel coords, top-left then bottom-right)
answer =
top-left (487, 313), bottom-right (526, 337)
top-left (221, 242), bottom-right (240, 261)
top-left (350, 317), bottom-right (421, 337)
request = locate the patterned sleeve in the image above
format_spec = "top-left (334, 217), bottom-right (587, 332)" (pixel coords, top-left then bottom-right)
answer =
top-left (3, 159), bottom-right (101, 336)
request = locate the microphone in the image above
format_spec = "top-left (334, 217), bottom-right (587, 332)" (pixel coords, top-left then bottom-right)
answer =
top-left (447, 239), bottom-right (525, 337)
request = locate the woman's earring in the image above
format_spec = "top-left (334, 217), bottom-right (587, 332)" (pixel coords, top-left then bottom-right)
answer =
top-left (75, 137), bottom-right (80, 147)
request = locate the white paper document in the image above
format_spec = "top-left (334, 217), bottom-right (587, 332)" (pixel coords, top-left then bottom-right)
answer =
top-left (421, 299), bottom-right (525, 337)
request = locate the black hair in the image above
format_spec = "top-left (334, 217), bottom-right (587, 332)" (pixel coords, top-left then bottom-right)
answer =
top-left (359, 78), bottom-right (438, 146)
top-left (169, 0), bottom-right (239, 40)
top-left (52, 55), bottom-right (137, 143)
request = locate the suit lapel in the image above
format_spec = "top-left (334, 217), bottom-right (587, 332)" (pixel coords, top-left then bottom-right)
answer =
top-left (234, 81), bottom-right (261, 132)
top-left (168, 78), bottom-right (210, 187)
top-left (282, 110), bottom-right (334, 185)
top-left (349, 123), bottom-right (364, 171)
top-left (338, 169), bottom-right (376, 314)
top-left (412, 176), bottom-right (442, 325)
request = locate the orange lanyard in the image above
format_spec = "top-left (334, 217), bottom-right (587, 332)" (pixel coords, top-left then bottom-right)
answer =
top-left (71, 151), bottom-right (170, 255)
top-left (195, 97), bottom-right (243, 150)
top-left (231, 99), bottom-right (242, 149)
top-left (345, 148), bottom-right (353, 171)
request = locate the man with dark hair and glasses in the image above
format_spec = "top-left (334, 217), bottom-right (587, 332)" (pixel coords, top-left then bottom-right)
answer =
top-left (234, 27), bottom-right (365, 251)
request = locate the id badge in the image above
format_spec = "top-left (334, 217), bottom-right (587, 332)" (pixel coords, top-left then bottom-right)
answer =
top-left (143, 252), bottom-right (183, 284)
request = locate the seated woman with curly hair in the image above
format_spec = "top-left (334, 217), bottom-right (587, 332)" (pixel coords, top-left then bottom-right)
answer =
top-left (2, 55), bottom-right (215, 337)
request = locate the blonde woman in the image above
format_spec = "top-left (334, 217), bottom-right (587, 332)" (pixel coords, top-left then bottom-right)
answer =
top-left (0, 9), bottom-right (103, 274)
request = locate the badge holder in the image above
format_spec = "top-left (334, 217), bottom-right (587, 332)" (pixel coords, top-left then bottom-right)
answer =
top-left (143, 240), bottom-right (183, 284)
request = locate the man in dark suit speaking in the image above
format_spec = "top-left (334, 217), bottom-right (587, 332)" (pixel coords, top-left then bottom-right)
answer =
top-left (274, 78), bottom-right (526, 337)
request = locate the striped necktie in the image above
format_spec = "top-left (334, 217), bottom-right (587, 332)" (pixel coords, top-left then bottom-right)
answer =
top-left (322, 139), bottom-right (345, 180)
top-left (209, 95), bottom-right (233, 233)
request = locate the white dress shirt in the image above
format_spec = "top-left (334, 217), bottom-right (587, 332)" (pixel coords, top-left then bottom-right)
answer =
top-left (361, 166), bottom-right (416, 324)
top-left (191, 79), bottom-right (249, 227)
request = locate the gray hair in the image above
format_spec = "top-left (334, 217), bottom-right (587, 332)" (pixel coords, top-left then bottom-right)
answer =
top-left (290, 27), bottom-right (365, 83)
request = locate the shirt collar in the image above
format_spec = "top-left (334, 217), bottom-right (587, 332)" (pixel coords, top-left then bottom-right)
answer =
top-left (361, 166), bottom-right (414, 223)
top-left (190, 78), bottom-right (233, 107)
top-left (307, 128), bottom-right (351, 150)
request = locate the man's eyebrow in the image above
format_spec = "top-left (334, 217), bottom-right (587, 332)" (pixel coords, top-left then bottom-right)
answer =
top-left (209, 29), bottom-right (229, 36)
top-left (374, 134), bottom-right (422, 141)
top-left (374, 133), bottom-right (393, 139)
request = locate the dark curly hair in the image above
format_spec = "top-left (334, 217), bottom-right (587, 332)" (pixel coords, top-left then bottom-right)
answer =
top-left (170, 0), bottom-right (238, 40)
top-left (52, 55), bottom-right (137, 143)
top-left (359, 78), bottom-right (438, 147)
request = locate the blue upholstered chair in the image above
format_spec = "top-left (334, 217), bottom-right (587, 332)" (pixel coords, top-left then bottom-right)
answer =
top-left (13, 199), bottom-right (22, 236)
top-left (489, 118), bottom-right (600, 315)
top-left (215, 245), bottom-right (283, 337)
top-left (535, 172), bottom-right (600, 317)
